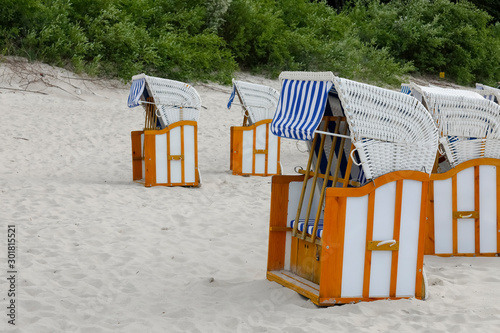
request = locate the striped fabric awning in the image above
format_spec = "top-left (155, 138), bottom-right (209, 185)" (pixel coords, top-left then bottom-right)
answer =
top-left (227, 83), bottom-right (236, 109)
top-left (127, 77), bottom-right (146, 108)
top-left (271, 78), bottom-right (333, 141)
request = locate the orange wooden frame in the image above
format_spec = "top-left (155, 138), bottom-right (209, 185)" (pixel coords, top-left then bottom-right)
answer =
top-left (130, 121), bottom-right (200, 187)
top-left (267, 171), bottom-right (429, 306)
top-left (230, 119), bottom-right (281, 176)
top-left (426, 158), bottom-right (500, 256)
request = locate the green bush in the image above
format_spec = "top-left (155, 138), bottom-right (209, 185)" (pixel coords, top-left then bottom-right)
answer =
top-left (220, 0), bottom-right (411, 85)
top-left (0, 0), bottom-right (237, 83)
top-left (345, 0), bottom-right (500, 85)
top-left (0, 0), bottom-right (499, 86)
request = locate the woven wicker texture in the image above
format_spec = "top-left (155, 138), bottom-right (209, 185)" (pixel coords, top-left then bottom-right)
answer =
top-left (232, 80), bottom-right (280, 123)
top-left (476, 83), bottom-right (500, 104)
top-left (333, 77), bottom-right (438, 180)
top-left (412, 84), bottom-right (500, 167)
top-left (145, 75), bottom-right (201, 126)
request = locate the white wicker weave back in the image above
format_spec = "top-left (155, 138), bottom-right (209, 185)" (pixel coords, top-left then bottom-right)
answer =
top-left (411, 84), bottom-right (500, 167)
top-left (424, 93), bottom-right (500, 138)
top-left (476, 83), bottom-right (500, 104)
top-left (333, 77), bottom-right (438, 180)
top-left (145, 75), bottom-right (201, 126)
top-left (233, 80), bottom-right (280, 123)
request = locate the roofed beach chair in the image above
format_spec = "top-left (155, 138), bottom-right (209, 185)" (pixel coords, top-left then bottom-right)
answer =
top-left (227, 80), bottom-right (281, 176)
top-left (476, 83), bottom-right (500, 104)
top-left (266, 72), bottom-right (437, 305)
top-left (128, 74), bottom-right (201, 187)
top-left (410, 84), bottom-right (500, 257)
top-left (410, 84), bottom-right (500, 168)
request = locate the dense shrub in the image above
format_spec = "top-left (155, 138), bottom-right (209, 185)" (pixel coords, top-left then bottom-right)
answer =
top-left (220, 0), bottom-right (412, 85)
top-left (0, 0), bottom-right (238, 83)
top-left (0, 0), bottom-right (499, 86)
top-left (345, 0), bottom-right (500, 85)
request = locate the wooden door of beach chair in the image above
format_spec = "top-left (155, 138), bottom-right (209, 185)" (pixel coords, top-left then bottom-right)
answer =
top-left (128, 74), bottom-right (201, 187)
top-left (410, 84), bottom-right (500, 256)
top-left (266, 72), bottom-right (437, 304)
top-left (227, 80), bottom-right (281, 176)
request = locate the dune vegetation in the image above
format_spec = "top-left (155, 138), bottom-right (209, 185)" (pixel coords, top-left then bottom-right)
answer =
top-left (1, 0), bottom-right (499, 87)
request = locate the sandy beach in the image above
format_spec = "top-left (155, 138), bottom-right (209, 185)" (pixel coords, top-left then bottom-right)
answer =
top-left (1, 58), bottom-right (499, 332)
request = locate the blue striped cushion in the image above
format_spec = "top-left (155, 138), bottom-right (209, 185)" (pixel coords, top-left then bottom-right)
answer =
top-left (289, 219), bottom-right (324, 238)
top-left (271, 79), bottom-right (333, 141)
top-left (127, 78), bottom-right (146, 108)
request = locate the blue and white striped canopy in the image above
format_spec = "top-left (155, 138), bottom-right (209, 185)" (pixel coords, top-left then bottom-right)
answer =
top-left (271, 79), bottom-right (333, 141)
top-left (127, 77), bottom-right (146, 108)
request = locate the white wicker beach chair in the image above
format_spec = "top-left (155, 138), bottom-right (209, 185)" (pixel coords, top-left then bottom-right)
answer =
top-left (476, 83), bottom-right (500, 104)
top-left (227, 79), bottom-right (280, 125)
top-left (128, 74), bottom-right (202, 187)
top-left (411, 84), bottom-right (500, 168)
top-left (334, 78), bottom-right (439, 180)
top-left (266, 72), bottom-right (437, 304)
top-left (128, 73), bottom-right (201, 128)
top-left (226, 80), bottom-right (282, 176)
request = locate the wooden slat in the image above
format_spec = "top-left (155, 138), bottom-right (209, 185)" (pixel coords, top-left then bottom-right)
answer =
top-left (390, 180), bottom-right (403, 297)
top-left (292, 131), bottom-right (320, 237)
top-left (229, 126), bottom-right (234, 171)
top-left (329, 123), bottom-right (348, 189)
top-left (166, 129), bottom-right (172, 185)
top-left (270, 227), bottom-right (292, 232)
top-left (425, 180), bottom-right (436, 254)
top-left (180, 124), bottom-right (185, 184)
top-left (267, 271), bottom-right (320, 305)
top-left (252, 122), bottom-right (257, 174)
top-left (363, 192), bottom-right (375, 298)
top-left (342, 144), bottom-right (355, 188)
top-left (302, 120), bottom-right (330, 240)
top-left (143, 133), bottom-right (156, 187)
top-left (131, 131), bottom-right (144, 181)
top-left (321, 196), bottom-right (346, 299)
top-left (194, 123), bottom-right (200, 186)
top-left (230, 126), bottom-right (243, 175)
top-left (415, 181), bottom-right (428, 299)
top-left (311, 120), bottom-right (342, 243)
top-left (497, 166), bottom-right (500, 254)
top-left (267, 176), bottom-right (294, 271)
top-left (452, 174), bottom-right (458, 255)
top-left (474, 165), bottom-right (480, 254)
top-left (265, 122), bottom-right (269, 176)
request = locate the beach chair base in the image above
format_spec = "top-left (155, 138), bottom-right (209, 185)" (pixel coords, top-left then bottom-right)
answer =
top-left (267, 171), bottom-right (429, 305)
top-left (426, 158), bottom-right (500, 256)
top-left (230, 119), bottom-right (281, 176)
top-left (131, 121), bottom-right (200, 187)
